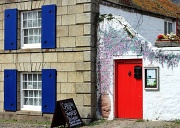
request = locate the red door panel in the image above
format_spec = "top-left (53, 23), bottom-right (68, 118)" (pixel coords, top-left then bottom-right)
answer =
top-left (115, 59), bottom-right (142, 119)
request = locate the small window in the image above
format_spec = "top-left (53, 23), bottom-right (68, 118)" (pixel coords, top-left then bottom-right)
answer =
top-left (144, 67), bottom-right (159, 90)
top-left (20, 72), bottom-right (42, 111)
top-left (164, 21), bottom-right (173, 35)
top-left (21, 11), bottom-right (41, 49)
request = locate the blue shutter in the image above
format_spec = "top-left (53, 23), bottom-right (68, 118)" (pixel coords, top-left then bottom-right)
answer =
top-left (42, 69), bottom-right (56, 113)
top-left (41, 5), bottom-right (56, 49)
top-left (4, 69), bottom-right (17, 111)
top-left (4, 9), bottom-right (17, 50)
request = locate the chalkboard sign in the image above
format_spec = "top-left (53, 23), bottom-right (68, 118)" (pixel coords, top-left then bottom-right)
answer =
top-left (51, 98), bottom-right (83, 128)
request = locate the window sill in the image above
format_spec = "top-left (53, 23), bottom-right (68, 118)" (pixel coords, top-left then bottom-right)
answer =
top-left (16, 110), bottom-right (42, 116)
top-left (155, 40), bottom-right (180, 47)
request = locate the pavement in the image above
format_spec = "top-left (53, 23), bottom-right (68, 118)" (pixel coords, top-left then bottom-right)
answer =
top-left (1, 119), bottom-right (180, 128)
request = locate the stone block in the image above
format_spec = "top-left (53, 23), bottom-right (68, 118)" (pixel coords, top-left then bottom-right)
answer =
top-left (62, 0), bottom-right (76, 6)
top-left (76, 83), bottom-right (91, 93)
top-left (0, 82), bottom-right (3, 91)
top-left (84, 94), bottom-right (91, 106)
top-left (76, 36), bottom-right (91, 46)
top-left (76, 0), bottom-right (91, 3)
top-left (84, 71), bottom-right (91, 82)
top-left (57, 6), bottom-right (68, 15)
top-left (57, 94), bottom-right (67, 101)
top-left (84, 24), bottom-right (95, 35)
top-left (58, 52), bottom-right (83, 62)
top-left (51, 63), bottom-right (76, 71)
top-left (76, 62), bottom-right (84, 71)
top-left (0, 102), bottom-right (3, 112)
top-left (57, 82), bottom-right (61, 94)
top-left (17, 53), bottom-right (31, 63)
top-left (0, 29), bottom-right (4, 40)
top-left (0, 72), bottom-right (3, 82)
top-left (60, 37), bottom-right (76, 48)
top-left (31, 53), bottom-right (43, 62)
top-left (2, 64), bottom-right (16, 70)
top-left (61, 83), bottom-right (76, 93)
top-left (24, 1), bottom-right (31, 10)
top-left (57, 26), bottom-right (69, 37)
top-left (69, 25), bottom-right (84, 36)
top-left (84, 3), bottom-right (91, 12)
top-left (42, 63), bottom-right (51, 69)
top-left (0, 92), bottom-right (4, 102)
top-left (68, 72), bottom-right (83, 82)
top-left (44, 53), bottom-right (58, 62)
top-left (57, 15), bottom-right (61, 26)
top-left (83, 51), bottom-right (91, 61)
top-left (62, 14), bottom-right (75, 25)
top-left (73, 94), bottom-right (84, 106)
top-left (68, 4), bottom-right (83, 14)
top-left (76, 13), bottom-right (91, 24)
top-left (31, 63), bottom-right (43, 71)
top-left (57, 72), bottom-right (68, 82)
top-left (0, 54), bottom-right (14, 63)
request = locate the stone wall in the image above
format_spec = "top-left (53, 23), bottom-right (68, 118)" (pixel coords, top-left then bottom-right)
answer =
top-left (0, 0), bottom-right (98, 124)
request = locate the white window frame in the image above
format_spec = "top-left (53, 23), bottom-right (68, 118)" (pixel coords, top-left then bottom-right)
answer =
top-left (21, 10), bottom-right (41, 49)
top-left (20, 72), bottom-right (42, 111)
top-left (164, 21), bottom-right (173, 35)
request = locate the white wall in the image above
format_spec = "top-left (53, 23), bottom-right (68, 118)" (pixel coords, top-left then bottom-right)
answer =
top-left (100, 5), bottom-right (176, 46)
top-left (143, 48), bottom-right (180, 120)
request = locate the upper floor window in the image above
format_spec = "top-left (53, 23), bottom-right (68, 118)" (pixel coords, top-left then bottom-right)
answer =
top-left (21, 11), bottom-right (41, 49)
top-left (164, 21), bottom-right (172, 35)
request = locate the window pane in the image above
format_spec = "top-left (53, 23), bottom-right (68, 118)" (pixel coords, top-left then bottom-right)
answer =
top-left (29, 98), bottom-right (33, 105)
top-left (33, 82), bottom-right (37, 89)
top-left (23, 13), bottom-right (27, 20)
top-left (34, 36), bottom-right (39, 43)
top-left (28, 12), bottom-right (33, 19)
top-left (28, 82), bottom-right (33, 89)
top-left (34, 98), bottom-right (38, 106)
top-left (38, 74), bottom-right (42, 81)
top-left (33, 12), bottom-right (37, 19)
top-left (24, 98), bottom-right (29, 105)
top-left (24, 37), bottom-right (28, 44)
top-left (28, 74), bottom-right (32, 81)
top-left (24, 29), bottom-right (28, 36)
top-left (33, 19), bottom-right (37, 27)
top-left (29, 36), bottom-right (33, 44)
top-left (39, 91), bottom-right (42, 97)
top-left (33, 74), bottom-right (37, 81)
top-left (38, 11), bottom-right (41, 18)
top-left (38, 82), bottom-right (42, 89)
top-left (164, 21), bottom-right (167, 35)
top-left (29, 29), bottom-right (33, 35)
top-left (29, 90), bottom-right (33, 97)
top-left (34, 91), bottom-right (38, 97)
top-left (28, 20), bottom-right (33, 27)
top-left (38, 19), bottom-right (41, 27)
top-left (23, 82), bottom-right (27, 89)
top-left (34, 28), bottom-right (38, 35)
top-left (24, 90), bottom-right (28, 97)
top-left (39, 98), bottom-right (42, 106)
top-left (168, 22), bottom-right (172, 34)
top-left (23, 21), bottom-right (27, 28)
top-left (23, 74), bottom-right (27, 81)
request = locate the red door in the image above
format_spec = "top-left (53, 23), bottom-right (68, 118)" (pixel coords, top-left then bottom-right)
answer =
top-left (115, 59), bottom-right (142, 119)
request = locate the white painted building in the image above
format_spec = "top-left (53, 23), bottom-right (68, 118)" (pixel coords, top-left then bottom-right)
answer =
top-left (97, 14), bottom-right (180, 121)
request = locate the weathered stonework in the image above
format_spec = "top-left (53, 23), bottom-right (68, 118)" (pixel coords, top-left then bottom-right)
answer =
top-left (0, 0), bottom-right (99, 124)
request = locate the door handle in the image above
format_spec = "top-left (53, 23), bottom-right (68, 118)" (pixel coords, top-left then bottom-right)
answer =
top-left (128, 71), bottom-right (131, 76)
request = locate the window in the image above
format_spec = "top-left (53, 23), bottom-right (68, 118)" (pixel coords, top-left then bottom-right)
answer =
top-left (144, 67), bottom-right (159, 90)
top-left (21, 72), bottom-right (42, 111)
top-left (164, 21), bottom-right (173, 35)
top-left (4, 4), bottom-right (56, 50)
top-left (21, 11), bottom-right (41, 49)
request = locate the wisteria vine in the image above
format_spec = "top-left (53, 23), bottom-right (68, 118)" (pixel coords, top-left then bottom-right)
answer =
top-left (97, 14), bottom-right (180, 94)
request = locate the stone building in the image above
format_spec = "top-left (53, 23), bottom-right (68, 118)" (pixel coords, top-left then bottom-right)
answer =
top-left (0, 0), bottom-right (98, 124)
